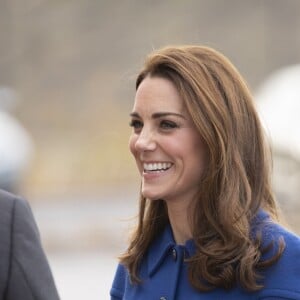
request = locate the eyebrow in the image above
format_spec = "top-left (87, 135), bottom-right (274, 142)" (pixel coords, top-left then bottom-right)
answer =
top-left (130, 112), bottom-right (186, 119)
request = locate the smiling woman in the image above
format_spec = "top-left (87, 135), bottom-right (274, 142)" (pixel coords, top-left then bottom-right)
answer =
top-left (110, 46), bottom-right (300, 300)
top-left (129, 76), bottom-right (207, 216)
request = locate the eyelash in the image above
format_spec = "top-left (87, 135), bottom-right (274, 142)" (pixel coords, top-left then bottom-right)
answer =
top-left (160, 120), bottom-right (178, 129)
top-left (129, 119), bottom-right (179, 131)
top-left (129, 120), bottom-right (142, 131)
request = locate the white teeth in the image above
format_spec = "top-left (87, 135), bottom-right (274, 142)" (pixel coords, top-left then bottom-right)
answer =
top-left (143, 162), bottom-right (172, 171)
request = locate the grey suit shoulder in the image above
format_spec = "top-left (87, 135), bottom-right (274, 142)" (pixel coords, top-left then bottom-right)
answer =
top-left (0, 189), bottom-right (60, 300)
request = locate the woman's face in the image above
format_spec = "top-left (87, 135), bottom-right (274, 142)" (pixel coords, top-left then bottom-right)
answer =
top-left (129, 76), bottom-right (207, 204)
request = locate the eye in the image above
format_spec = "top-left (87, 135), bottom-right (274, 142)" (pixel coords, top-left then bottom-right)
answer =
top-left (129, 119), bottom-right (143, 132)
top-left (160, 120), bottom-right (178, 130)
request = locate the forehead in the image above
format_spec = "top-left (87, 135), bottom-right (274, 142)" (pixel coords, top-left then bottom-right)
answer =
top-left (133, 76), bottom-right (185, 113)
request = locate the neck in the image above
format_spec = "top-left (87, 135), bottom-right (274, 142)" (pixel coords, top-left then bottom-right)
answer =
top-left (166, 200), bottom-right (193, 245)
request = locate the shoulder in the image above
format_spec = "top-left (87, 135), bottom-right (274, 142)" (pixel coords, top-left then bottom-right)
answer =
top-left (0, 189), bottom-right (35, 267)
top-left (0, 189), bottom-right (60, 299)
top-left (0, 189), bottom-right (33, 220)
top-left (110, 263), bottom-right (127, 299)
top-left (0, 189), bottom-right (40, 241)
top-left (0, 190), bottom-right (18, 295)
top-left (0, 188), bottom-right (18, 213)
top-left (259, 221), bottom-right (300, 299)
top-left (271, 222), bottom-right (300, 272)
top-left (254, 210), bottom-right (300, 257)
top-left (261, 218), bottom-right (300, 260)
top-left (0, 189), bottom-right (17, 236)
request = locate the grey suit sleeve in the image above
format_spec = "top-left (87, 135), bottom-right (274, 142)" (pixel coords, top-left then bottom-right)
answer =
top-left (5, 196), bottom-right (60, 300)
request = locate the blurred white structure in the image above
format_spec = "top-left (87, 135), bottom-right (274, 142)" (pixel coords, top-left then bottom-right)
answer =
top-left (256, 64), bottom-right (300, 160)
top-left (255, 65), bottom-right (300, 225)
top-left (0, 87), bottom-right (34, 192)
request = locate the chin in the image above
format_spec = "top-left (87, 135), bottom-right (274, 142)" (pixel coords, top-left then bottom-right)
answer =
top-left (141, 189), bottom-right (162, 201)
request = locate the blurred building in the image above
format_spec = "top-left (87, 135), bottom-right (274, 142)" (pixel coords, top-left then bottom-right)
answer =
top-left (256, 65), bottom-right (300, 231)
top-left (0, 87), bottom-right (34, 193)
top-left (1, 0), bottom-right (300, 197)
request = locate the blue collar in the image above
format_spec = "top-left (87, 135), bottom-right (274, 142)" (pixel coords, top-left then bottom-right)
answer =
top-left (146, 210), bottom-right (270, 277)
top-left (147, 224), bottom-right (196, 277)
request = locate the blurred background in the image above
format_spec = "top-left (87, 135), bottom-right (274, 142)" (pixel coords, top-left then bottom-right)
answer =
top-left (0, 0), bottom-right (300, 299)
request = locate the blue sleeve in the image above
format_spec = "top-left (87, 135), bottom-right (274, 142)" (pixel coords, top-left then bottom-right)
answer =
top-left (110, 263), bottom-right (126, 300)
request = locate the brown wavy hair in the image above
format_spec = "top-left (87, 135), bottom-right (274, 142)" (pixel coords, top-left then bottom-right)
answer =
top-left (120, 45), bottom-right (284, 291)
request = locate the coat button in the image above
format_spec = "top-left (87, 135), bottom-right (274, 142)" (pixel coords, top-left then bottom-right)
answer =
top-left (160, 297), bottom-right (167, 300)
top-left (172, 248), bottom-right (177, 261)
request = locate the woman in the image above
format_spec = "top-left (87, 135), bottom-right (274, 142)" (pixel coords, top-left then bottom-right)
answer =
top-left (110, 45), bottom-right (300, 299)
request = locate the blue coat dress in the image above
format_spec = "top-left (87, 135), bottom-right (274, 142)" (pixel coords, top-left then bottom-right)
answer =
top-left (110, 211), bottom-right (300, 300)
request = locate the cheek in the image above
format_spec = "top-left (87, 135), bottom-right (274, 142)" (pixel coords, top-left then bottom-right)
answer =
top-left (193, 141), bottom-right (208, 176)
top-left (184, 134), bottom-right (208, 173)
top-left (129, 135), bottom-right (142, 174)
top-left (128, 134), bottom-right (137, 157)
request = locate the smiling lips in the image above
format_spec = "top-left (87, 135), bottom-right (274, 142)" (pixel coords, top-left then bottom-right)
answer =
top-left (143, 162), bottom-right (173, 172)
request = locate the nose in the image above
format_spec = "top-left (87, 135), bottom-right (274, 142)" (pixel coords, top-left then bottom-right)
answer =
top-left (134, 128), bottom-right (156, 152)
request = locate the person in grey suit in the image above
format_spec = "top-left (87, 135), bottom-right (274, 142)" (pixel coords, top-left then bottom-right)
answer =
top-left (0, 189), bottom-right (60, 299)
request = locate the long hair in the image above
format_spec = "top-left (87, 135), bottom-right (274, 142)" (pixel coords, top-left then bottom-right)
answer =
top-left (120, 45), bottom-right (284, 291)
